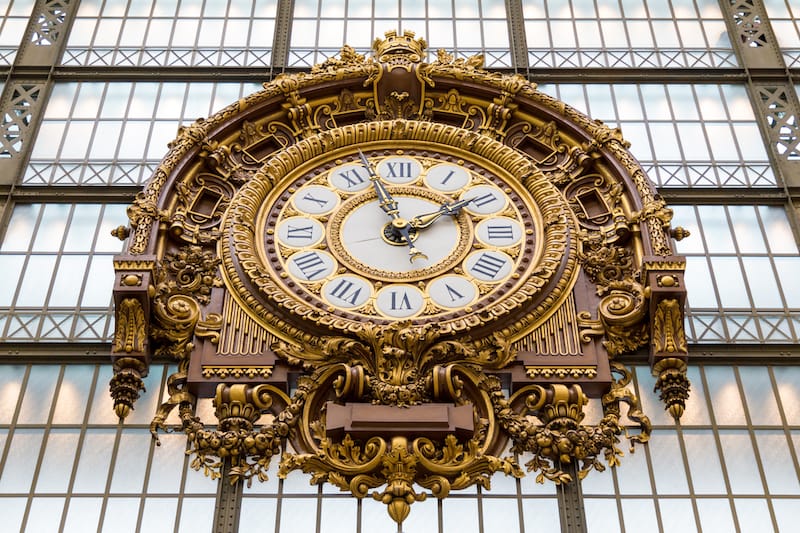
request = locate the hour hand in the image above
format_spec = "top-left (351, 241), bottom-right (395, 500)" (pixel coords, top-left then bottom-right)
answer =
top-left (410, 197), bottom-right (475, 230)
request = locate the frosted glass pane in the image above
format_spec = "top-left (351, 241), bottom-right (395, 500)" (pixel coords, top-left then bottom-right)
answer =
top-left (52, 365), bottom-right (94, 424)
top-left (659, 498), bottom-right (698, 533)
top-left (734, 499), bottom-right (771, 533)
top-left (281, 468), bottom-right (319, 494)
top-left (0, 429), bottom-right (45, 492)
top-left (361, 495), bottom-right (397, 531)
top-left (774, 258), bottom-right (800, 307)
top-left (755, 431), bottom-right (800, 494)
top-left (109, 430), bottom-right (152, 493)
top-left (483, 498), bottom-right (519, 533)
top-left (16, 255), bottom-right (57, 307)
top-left (140, 498), bottom-right (177, 533)
top-left (0, 498), bottom-right (25, 533)
top-left (710, 257), bottom-right (749, 308)
top-left (621, 499), bottom-right (659, 532)
top-left (239, 498), bottom-right (277, 531)
top-left (36, 430), bottom-right (81, 492)
top-left (63, 204), bottom-right (101, 252)
top-left (0, 366), bottom-right (26, 423)
top-left (32, 204), bottom-right (71, 251)
top-left (177, 498), bottom-right (216, 533)
top-left (739, 367), bottom-right (782, 425)
top-left (759, 206), bottom-right (798, 253)
top-left (73, 429), bottom-right (116, 493)
top-left (18, 365), bottom-right (59, 424)
top-left (773, 367), bottom-right (800, 425)
top-left (719, 431), bottom-right (764, 494)
top-left (697, 499), bottom-right (735, 533)
top-left (697, 206), bottom-right (734, 252)
top-left (442, 497), bottom-right (480, 533)
top-left (585, 498), bottom-right (621, 533)
top-left (650, 431), bottom-right (689, 494)
top-left (683, 431), bottom-right (726, 494)
top-left (63, 498), bottom-right (103, 533)
top-left (49, 256), bottom-right (88, 307)
top-left (101, 498), bottom-right (140, 533)
top-left (774, 499), bottom-right (800, 533)
top-left (1, 204), bottom-right (39, 252)
top-left (147, 433), bottom-right (186, 493)
top-left (704, 366), bottom-right (746, 425)
top-left (521, 499), bottom-right (560, 532)
top-left (401, 496), bottom-right (438, 533)
top-left (25, 497), bottom-right (65, 533)
top-left (278, 498), bottom-right (317, 532)
top-left (319, 497), bottom-right (357, 533)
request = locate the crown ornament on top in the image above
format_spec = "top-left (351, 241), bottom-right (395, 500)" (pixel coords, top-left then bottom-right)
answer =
top-left (373, 30), bottom-right (427, 63)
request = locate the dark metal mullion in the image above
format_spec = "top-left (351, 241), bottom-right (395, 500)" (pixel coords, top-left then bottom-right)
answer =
top-left (504, 0), bottom-right (528, 72)
top-left (18, 364), bottom-right (66, 532)
top-left (732, 366), bottom-right (781, 532)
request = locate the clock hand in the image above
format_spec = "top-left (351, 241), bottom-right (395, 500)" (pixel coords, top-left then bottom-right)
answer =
top-left (410, 197), bottom-right (476, 230)
top-left (357, 150), bottom-right (427, 263)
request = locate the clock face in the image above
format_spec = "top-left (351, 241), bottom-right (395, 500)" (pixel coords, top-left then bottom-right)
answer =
top-left (260, 148), bottom-right (542, 324)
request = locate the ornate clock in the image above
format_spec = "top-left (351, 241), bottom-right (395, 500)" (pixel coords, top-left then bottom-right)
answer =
top-left (224, 126), bottom-right (575, 345)
top-left (110, 30), bottom-right (689, 526)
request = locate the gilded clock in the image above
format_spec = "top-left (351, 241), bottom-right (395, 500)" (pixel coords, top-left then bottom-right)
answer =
top-left (223, 122), bottom-right (577, 341)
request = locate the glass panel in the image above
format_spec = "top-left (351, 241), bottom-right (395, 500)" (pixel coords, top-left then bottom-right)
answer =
top-left (239, 498), bottom-right (277, 531)
top-left (697, 499), bottom-right (737, 533)
top-left (177, 498), bottom-right (216, 533)
top-left (719, 431), bottom-right (764, 494)
top-left (140, 498), bottom-right (177, 532)
top-left (35, 430), bottom-right (81, 492)
top-left (739, 367), bottom-right (782, 425)
top-left (683, 430), bottom-right (726, 494)
top-left (25, 497), bottom-right (66, 533)
top-left (101, 498), bottom-right (140, 533)
top-left (0, 429), bottom-right (45, 492)
top-left (659, 498), bottom-right (698, 533)
top-left (585, 498), bottom-right (621, 533)
top-left (621, 499), bottom-right (659, 531)
top-left (63, 498), bottom-right (103, 533)
top-left (64, 0), bottom-right (278, 67)
top-left (442, 497), bottom-right (480, 533)
top-left (482, 498), bottom-right (519, 532)
top-left (755, 431), bottom-right (800, 494)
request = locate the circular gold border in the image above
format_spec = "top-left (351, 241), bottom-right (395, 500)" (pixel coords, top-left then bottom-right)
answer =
top-left (221, 120), bottom-right (578, 339)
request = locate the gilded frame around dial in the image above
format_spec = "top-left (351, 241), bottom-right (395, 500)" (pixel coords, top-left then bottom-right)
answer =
top-left (221, 120), bottom-right (579, 341)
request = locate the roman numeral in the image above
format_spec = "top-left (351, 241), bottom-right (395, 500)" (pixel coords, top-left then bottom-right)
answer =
top-left (472, 192), bottom-right (498, 208)
top-left (337, 168), bottom-right (367, 188)
top-left (302, 193), bottom-right (329, 208)
top-left (440, 169), bottom-right (456, 185)
top-left (292, 251), bottom-right (327, 280)
top-left (390, 290), bottom-right (412, 310)
top-left (385, 162), bottom-right (413, 178)
top-left (445, 283), bottom-right (465, 302)
top-left (486, 224), bottom-right (515, 240)
top-left (470, 253), bottom-right (508, 279)
top-left (329, 279), bottom-right (363, 305)
top-left (285, 225), bottom-right (314, 240)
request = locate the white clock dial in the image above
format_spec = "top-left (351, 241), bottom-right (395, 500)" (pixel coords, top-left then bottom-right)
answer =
top-left (322, 275), bottom-right (372, 308)
top-left (292, 185), bottom-right (340, 215)
top-left (428, 275), bottom-right (478, 309)
top-left (286, 250), bottom-right (337, 282)
top-left (424, 163), bottom-right (470, 192)
top-left (378, 157), bottom-right (422, 184)
top-left (328, 163), bottom-right (372, 192)
top-left (475, 217), bottom-right (523, 247)
top-left (375, 284), bottom-right (426, 318)
top-left (461, 185), bottom-right (507, 216)
top-left (276, 217), bottom-right (325, 248)
top-left (338, 195), bottom-right (460, 273)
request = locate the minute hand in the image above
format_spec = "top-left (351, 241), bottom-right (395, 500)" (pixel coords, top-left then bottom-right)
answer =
top-left (410, 197), bottom-right (475, 230)
top-left (358, 149), bottom-right (398, 217)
